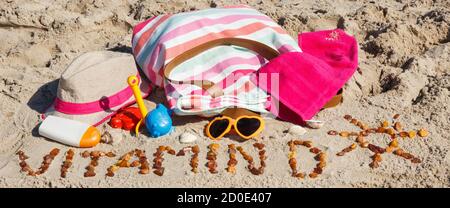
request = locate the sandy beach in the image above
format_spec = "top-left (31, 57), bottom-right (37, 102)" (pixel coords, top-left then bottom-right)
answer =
top-left (0, 0), bottom-right (449, 188)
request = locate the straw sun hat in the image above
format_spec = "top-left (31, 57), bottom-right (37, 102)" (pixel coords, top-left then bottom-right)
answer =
top-left (44, 51), bottom-right (151, 126)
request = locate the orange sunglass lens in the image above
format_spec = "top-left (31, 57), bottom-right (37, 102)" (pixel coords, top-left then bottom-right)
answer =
top-left (236, 117), bottom-right (261, 137)
top-left (208, 119), bottom-right (230, 138)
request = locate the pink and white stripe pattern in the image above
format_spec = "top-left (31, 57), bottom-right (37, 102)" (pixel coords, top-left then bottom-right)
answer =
top-left (132, 5), bottom-right (300, 115)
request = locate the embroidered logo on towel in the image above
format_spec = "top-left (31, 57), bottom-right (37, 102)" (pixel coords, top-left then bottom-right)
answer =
top-left (325, 31), bottom-right (339, 41)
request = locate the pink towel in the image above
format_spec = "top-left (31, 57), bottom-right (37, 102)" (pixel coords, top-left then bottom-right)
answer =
top-left (250, 29), bottom-right (358, 125)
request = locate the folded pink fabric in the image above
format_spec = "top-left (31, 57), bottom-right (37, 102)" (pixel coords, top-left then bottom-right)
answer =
top-left (299, 29), bottom-right (358, 75)
top-left (250, 29), bottom-right (358, 125)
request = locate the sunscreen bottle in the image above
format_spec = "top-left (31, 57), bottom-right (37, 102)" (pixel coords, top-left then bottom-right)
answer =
top-left (38, 116), bottom-right (101, 148)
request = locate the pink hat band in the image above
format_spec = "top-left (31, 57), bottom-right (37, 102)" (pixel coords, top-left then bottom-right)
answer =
top-left (53, 74), bottom-right (143, 115)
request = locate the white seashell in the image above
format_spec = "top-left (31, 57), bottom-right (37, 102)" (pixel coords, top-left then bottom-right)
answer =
top-left (179, 132), bottom-right (198, 144)
top-left (100, 130), bottom-right (123, 146)
top-left (100, 131), bottom-right (113, 144)
top-left (305, 120), bottom-right (324, 129)
top-left (288, 125), bottom-right (307, 136)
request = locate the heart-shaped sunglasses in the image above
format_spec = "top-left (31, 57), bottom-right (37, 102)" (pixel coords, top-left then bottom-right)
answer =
top-left (205, 108), bottom-right (265, 140)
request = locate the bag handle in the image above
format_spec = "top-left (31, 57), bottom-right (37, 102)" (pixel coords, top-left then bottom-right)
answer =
top-left (164, 38), bottom-right (280, 98)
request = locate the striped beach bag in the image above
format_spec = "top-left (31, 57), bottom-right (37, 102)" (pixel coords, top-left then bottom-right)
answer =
top-left (132, 5), bottom-right (300, 116)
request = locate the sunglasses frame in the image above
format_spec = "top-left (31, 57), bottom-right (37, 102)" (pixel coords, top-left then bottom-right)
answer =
top-left (205, 115), bottom-right (265, 140)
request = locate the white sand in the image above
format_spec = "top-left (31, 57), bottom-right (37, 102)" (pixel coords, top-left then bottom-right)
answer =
top-left (0, 0), bottom-right (449, 187)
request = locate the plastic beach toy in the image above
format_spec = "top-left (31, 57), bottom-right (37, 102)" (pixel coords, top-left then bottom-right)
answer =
top-left (38, 115), bottom-right (101, 148)
top-left (144, 104), bottom-right (173, 137)
top-left (109, 107), bottom-right (142, 131)
top-left (127, 75), bottom-right (173, 137)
